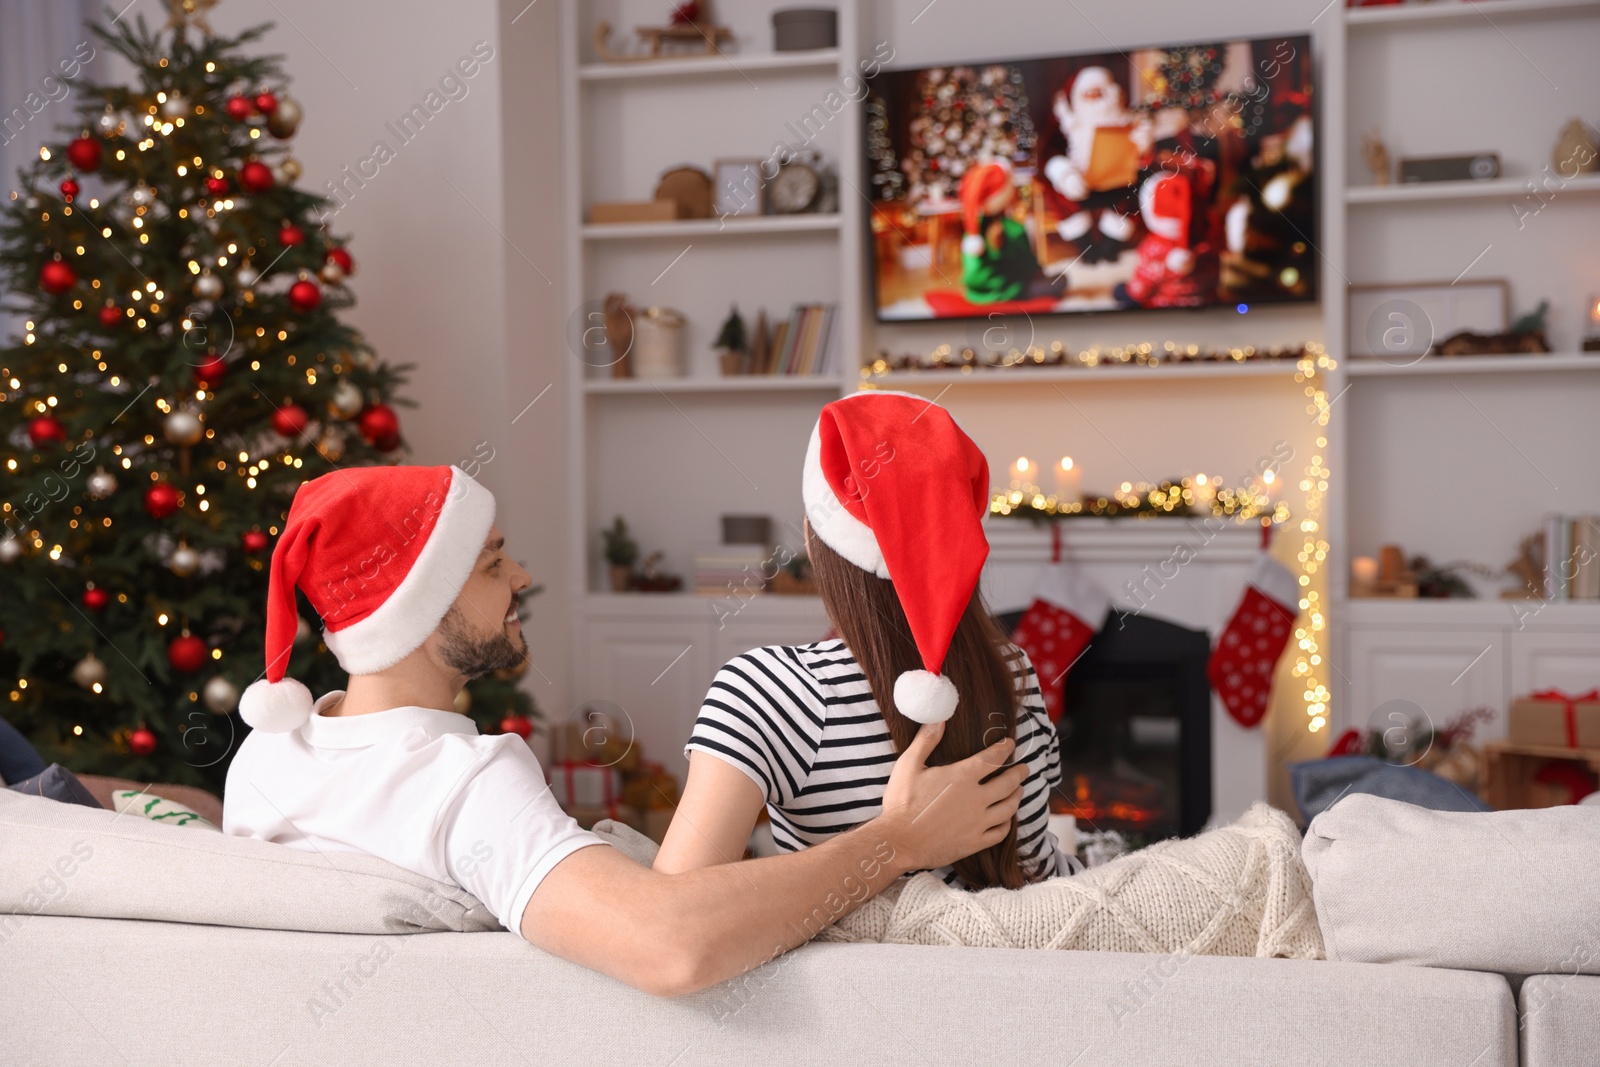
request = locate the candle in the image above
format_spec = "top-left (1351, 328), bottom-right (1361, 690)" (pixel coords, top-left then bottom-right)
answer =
top-left (1053, 456), bottom-right (1081, 504)
top-left (1351, 556), bottom-right (1378, 594)
top-left (1009, 455), bottom-right (1033, 488)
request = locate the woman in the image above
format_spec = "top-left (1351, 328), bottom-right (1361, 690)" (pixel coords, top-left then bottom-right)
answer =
top-left (655, 391), bottom-right (1071, 889)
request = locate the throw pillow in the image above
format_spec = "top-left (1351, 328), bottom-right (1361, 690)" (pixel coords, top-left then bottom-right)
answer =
top-left (7, 764), bottom-right (103, 809)
top-left (0, 716), bottom-right (47, 786)
top-left (111, 788), bottom-right (219, 830)
top-left (1290, 755), bottom-right (1490, 821)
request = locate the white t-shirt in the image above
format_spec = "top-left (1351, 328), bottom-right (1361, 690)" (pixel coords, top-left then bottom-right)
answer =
top-left (223, 691), bottom-right (606, 936)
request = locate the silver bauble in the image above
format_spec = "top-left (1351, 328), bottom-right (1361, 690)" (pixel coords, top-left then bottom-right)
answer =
top-left (95, 107), bottom-right (121, 136)
top-left (163, 410), bottom-right (203, 446)
top-left (0, 537), bottom-right (22, 563)
top-left (128, 184), bottom-right (155, 207)
top-left (294, 616), bottom-right (315, 644)
top-left (87, 468), bottom-right (118, 499)
top-left (236, 264), bottom-right (260, 289)
top-left (266, 96), bottom-right (302, 138)
top-left (271, 165), bottom-right (295, 188)
top-left (201, 675), bottom-right (239, 714)
top-left (169, 543), bottom-right (202, 577)
top-left (160, 92), bottom-right (189, 118)
top-left (319, 261), bottom-right (345, 285)
top-left (329, 381), bottom-right (363, 418)
top-left (71, 653), bottom-right (107, 690)
top-left (194, 272), bottom-right (223, 300)
top-left (316, 430), bottom-right (345, 462)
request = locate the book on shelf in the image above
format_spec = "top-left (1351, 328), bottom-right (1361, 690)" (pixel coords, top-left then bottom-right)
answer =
top-left (753, 302), bottom-right (839, 377)
top-left (1544, 514), bottom-right (1600, 600)
top-left (692, 542), bottom-right (771, 596)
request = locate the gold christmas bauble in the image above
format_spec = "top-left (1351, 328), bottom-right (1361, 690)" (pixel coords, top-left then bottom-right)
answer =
top-left (453, 687), bottom-right (472, 714)
top-left (163, 410), bottom-right (203, 446)
top-left (169, 543), bottom-right (201, 577)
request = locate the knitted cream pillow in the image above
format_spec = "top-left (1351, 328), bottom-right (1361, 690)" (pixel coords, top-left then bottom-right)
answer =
top-left (821, 802), bottom-right (1324, 959)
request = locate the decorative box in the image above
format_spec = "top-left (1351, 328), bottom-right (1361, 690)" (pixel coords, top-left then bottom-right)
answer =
top-left (549, 761), bottom-right (622, 813)
top-left (1509, 689), bottom-right (1600, 749)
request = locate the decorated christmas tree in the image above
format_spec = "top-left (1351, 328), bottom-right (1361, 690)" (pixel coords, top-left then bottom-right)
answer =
top-left (885, 65), bottom-right (1036, 208)
top-left (0, 11), bottom-right (531, 788)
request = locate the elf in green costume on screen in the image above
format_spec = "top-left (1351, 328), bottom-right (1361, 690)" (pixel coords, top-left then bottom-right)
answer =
top-left (958, 159), bottom-right (1060, 306)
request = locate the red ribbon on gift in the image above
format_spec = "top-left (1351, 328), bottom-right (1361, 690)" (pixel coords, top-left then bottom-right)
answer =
top-left (553, 759), bottom-right (619, 817)
top-left (1529, 688), bottom-right (1600, 748)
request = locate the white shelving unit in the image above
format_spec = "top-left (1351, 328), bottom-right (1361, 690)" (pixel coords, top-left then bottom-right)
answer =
top-left (1324, 0), bottom-right (1600, 743)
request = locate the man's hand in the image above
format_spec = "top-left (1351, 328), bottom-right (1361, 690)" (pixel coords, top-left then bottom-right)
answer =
top-left (876, 721), bottom-right (1026, 874)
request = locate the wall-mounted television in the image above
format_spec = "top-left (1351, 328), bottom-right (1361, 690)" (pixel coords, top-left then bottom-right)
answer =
top-left (863, 35), bottom-right (1314, 321)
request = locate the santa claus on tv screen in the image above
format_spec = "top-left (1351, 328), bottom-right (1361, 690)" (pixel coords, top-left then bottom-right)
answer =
top-left (863, 36), bottom-right (1314, 322)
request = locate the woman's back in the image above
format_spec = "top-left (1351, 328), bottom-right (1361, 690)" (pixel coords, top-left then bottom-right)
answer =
top-left (687, 637), bottom-right (1070, 888)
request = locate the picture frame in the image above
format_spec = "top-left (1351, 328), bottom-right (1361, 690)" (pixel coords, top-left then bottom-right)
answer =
top-left (712, 158), bottom-right (765, 218)
top-left (1347, 279), bottom-right (1510, 360)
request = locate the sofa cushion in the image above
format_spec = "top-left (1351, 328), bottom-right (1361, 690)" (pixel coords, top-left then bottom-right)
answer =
top-left (109, 787), bottom-right (217, 829)
top-left (0, 787), bottom-right (499, 935)
top-left (7, 764), bottom-right (102, 809)
top-left (1290, 755), bottom-right (1490, 820)
top-left (77, 774), bottom-right (223, 826)
top-left (0, 915), bottom-right (1518, 1067)
top-left (1304, 793), bottom-right (1600, 974)
top-left (1520, 973), bottom-right (1600, 1067)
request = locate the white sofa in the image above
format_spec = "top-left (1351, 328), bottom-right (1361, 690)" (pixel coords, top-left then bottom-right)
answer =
top-left (2, 789), bottom-right (1595, 1067)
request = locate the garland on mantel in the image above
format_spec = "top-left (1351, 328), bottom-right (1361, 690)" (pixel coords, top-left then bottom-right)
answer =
top-left (990, 476), bottom-right (1291, 525)
top-left (861, 341), bottom-right (1326, 378)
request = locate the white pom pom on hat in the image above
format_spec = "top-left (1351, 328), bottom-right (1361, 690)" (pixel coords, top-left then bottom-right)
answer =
top-left (894, 669), bottom-right (959, 724)
top-left (238, 677), bottom-right (315, 733)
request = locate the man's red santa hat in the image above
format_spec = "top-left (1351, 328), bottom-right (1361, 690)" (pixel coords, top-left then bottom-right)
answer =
top-left (239, 465), bottom-right (496, 732)
top-left (959, 160), bottom-right (1014, 259)
top-left (802, 391), bottom-right (990, 724)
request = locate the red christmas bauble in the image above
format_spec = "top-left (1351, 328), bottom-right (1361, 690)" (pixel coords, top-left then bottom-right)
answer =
top-left (83, 587), bottom-right (110, 612)
top-left (287, 278), bottom-right (321, 313)
top-left (143, 483), bottom-right (180, 518)
top-left (59, 178), bottom-right (80, 201)
top-left (39, 260), bottom-right (76, 294)
top-left (278, 224), bottom-right (305, 246)
top-left (271, 404), bottom-right (310, 437)
top-left (241, 529), bottom-right (271, 553)
top-left (254, 92), bottom-right (279, 115)
top-left (238, 161), bottom-right (274, 194)
top-left (357, 404), bottom-right (400, 448)
top-left (205, 175), bottom-right (230, 197)
top-left (326, 247), bottom-right (354, 274)
top-left (128, 727), bottom-right (158, 756)
top-left (98, 303), bottom-right (121, 327)
top-left (168, 635), bottom-right (209, 674)
top-left (27, 414), bottom-right (67, 446)
top-left (66, 136), bottom-right (101, 171)
top-left (193, 355), bottom-right (227, 385)
top-left (499, 714), bottom-right (534, 739)
top-left (225, 95), bottom-right (255, 121)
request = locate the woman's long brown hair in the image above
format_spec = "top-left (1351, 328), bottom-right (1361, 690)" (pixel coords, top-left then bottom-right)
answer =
top-left (808, 524), bottom-right (1032, 889)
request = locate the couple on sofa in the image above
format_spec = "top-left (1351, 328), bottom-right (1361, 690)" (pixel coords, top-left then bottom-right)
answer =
top-left (223, 391), bottom-right (1071, 995)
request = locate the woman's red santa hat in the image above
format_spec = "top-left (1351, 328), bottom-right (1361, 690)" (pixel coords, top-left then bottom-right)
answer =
top-left (802, 391), bottom-right (990, 724)
top-left (959, 160), bottom-right (1015, 259)
top-left (239, 465), bottom-right (496, 732)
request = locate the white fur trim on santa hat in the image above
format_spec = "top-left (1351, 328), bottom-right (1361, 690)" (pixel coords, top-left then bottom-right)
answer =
top-left (1248, 552), bottom-right (1301, 612)
top-left (322, 466), bottom-right (497, 675)
top-left (894, 669), bottom-right (958, 724)
top-left (238, 676), bottom-right (314, 732)
top-left (960, 233), bottom-right (986, 258)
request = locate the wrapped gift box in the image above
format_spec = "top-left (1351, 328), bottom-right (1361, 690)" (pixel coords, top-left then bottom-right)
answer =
top-left (1509, 690), bottom-right (1600, 749)
top-left (548, 761), bottom-right (622, 812)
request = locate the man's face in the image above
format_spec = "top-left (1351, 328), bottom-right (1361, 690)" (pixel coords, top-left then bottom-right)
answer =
top-left (433, 525), bottom-right (532, 680)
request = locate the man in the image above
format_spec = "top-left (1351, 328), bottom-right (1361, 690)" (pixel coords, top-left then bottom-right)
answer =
top-left (224, 465), bottom-right (1025, 996)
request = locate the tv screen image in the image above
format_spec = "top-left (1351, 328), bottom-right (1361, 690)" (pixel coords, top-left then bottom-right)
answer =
top-left (863, 36), bottom-right (1315, 322)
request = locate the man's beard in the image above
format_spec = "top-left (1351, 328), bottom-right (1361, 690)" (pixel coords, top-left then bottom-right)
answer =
top-left (436, 604), bottom-right (527, 679)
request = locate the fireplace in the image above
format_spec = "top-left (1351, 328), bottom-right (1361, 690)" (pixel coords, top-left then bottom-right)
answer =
top-left (1003, 607), bottom-right (1213, 841)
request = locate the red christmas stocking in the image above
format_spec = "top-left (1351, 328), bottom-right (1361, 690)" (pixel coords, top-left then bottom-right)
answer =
top-left (1009, 564), bottom-right (1112, 722)
top-left (1207, 553), bottom-right (1300, 728)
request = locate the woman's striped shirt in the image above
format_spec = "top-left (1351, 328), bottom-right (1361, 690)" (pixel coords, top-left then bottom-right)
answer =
top-left (684, 638), bottom-right (1070, 888)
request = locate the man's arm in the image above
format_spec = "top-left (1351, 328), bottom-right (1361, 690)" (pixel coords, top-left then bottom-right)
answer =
top-left (521, 722), bottom-right (1023, 996)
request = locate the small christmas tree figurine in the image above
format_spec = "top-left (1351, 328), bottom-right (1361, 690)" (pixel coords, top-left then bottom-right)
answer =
top-left (712, 304), bottom-right (748, 375)
top-left (0, 12), bottom-right (416, 786)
